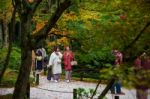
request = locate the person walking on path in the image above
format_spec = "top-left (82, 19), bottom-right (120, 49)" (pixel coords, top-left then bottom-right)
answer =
top-left (47, 51), bottom-right (53, 81)
top-left (31, 50), bottom-right (36, 77)
top-left (63, 46), bottom-right (74, 83)
top-left (41, 47), bottom-right (48, 74)
top-left (35, 48), bottom-right (43, 72)
top-left (134, 52), bottom-right (150, 99)
top-left (47, 46), bottom-right (63, 82)
top-left (111, 49), bottom-right (125, 95)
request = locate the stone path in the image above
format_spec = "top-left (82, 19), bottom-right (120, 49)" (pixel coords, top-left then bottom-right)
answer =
top-left (0, 75), bottom-right (150, 99)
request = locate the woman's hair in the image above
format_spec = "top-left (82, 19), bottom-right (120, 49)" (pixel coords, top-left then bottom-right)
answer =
top-left (53, 46), bottom-right (59, 52)
top-left (36, 50), bottom-right (42, 56)
top-left (140, 52), bottom-right (149, 60)
top-left (64, 46), bottom-right (71, 50)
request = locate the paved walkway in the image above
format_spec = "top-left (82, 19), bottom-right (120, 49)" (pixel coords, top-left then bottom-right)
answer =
top-left (0, 75), bottom-right (150, 99)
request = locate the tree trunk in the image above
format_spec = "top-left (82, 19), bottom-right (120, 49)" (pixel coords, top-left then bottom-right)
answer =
top-left (2, 18), bottom-right (9, 48)
top-left (13, 15), bottom-right (32, 99)
top-left (0, 21), bottom-right (2, 48)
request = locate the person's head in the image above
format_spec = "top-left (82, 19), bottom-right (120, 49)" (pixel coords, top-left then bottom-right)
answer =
top-left (36, 50), bottom-right (42, 56)
top-left (112, 49), bottom-right (119, 54)
top-left (140, 52), bottom-right (148, 60)
top-left (53, 46), bottom-right (59, 52)
top-left (65, 46), bottom-right (70, 51)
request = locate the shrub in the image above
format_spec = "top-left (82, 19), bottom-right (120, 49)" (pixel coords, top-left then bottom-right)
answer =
top-left (0, 47), bottom-right (21, 70)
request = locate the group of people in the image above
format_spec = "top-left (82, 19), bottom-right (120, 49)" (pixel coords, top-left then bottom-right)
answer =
top-left (111, 49), bottom-right (150, 99)
top-left (47, 46), bottom-right (74, 83)
top-left (32, 45), bottom-right (75, 83)
top-left (32, 46), bottom-right (150, 99)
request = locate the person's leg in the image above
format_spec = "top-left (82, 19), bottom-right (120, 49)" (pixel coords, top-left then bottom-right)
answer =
top-left (43, 63), bottom-right (47, 75)
top-left (53, 74), bottom-right (57, 81)
top-left (65, 70), bottom-right (69, 80)
top-left (116, 81), bottom-right (125, 94)
top-left (116, 82), bottom-right (121, 93)
top-left (110, 83), bottom-right (115, 94)
top-left (57, 73), bottom-right (61, 81)
top-left (56, 74), bottom-right (60, 81)
top-left (47, 68), bottom-right (52, 80)
top-left (68, 70), bottom-right (72, 81)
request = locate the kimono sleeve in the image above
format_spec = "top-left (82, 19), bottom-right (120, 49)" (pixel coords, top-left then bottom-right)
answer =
top-left (47, 53), bottom-right (54, 67)
top-left (58, 52), bottom-right (63, 59)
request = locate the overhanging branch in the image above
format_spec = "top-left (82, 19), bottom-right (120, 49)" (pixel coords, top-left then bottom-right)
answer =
top-left (32, 0), bottom-right (72, 42)
top-left (124, 21), bottom-right (150, 51)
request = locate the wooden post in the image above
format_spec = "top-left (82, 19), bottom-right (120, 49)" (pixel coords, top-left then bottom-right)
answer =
top-left (114, 96), bottom-right (119, 99)
top-left (73, 89), bottom-right (77, 99)
top-left (80, 72), bottom-right (83, 81)
top-left (33, 70), bottom-right (36, 78)
top-left (36, 73), bottom-right (39, 85)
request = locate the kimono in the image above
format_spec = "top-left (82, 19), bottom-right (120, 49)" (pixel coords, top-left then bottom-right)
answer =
top-left (48, 52), bottom-right (62, 74)
top-left (63, 51), bottom-right (74, 70)
top-left (134, 57), bottom-right (150, 99)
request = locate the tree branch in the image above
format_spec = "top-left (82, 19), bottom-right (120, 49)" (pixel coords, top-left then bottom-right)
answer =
top-left (32, 0), bottom-right (72, 43)
top-left (90, 80), bottom-right (101, 99)
top-left (97, 21), bottom-right (150, 99)
top-left (124, 21), bottom-right (150, 51)
top-left (98, 78), bottom-right (115, 99)
top-left (14, 0), bottom-right (22, 14)
top-left (32, 0), bottom-right (42, 14)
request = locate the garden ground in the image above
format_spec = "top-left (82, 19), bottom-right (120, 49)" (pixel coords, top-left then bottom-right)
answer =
top-left (0, 75), bottom-right (150, 99)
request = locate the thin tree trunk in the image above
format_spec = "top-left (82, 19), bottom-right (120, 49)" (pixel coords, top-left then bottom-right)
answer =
top-left (13, 15), bottom-right (32, 99)
top-left (124, 21), bottom-right (150, 51)
top-left (90, 80), bottom-right (101, 99)
top-left (0, 21), bottom-right (3, 48)
top-left (2, 13), bottom-right (9, 48)
top-left (0, 7), bottom-right (16, 83)
top-left (98, 78), bottom-right (115, 99)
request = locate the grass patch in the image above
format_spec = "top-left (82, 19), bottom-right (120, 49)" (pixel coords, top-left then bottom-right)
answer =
top-left (0, 69), bottom-right (18, 88)
top-left (1, 69), bottom-right (36, 88)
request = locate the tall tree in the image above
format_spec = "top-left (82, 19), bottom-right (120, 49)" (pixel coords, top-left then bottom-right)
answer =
top-left (12, 0), bottom-right (72, 98)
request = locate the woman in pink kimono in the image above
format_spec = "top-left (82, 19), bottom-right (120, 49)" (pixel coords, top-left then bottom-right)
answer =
top-left (134, 52), bottom-right (150, 99)
top-left (63, 46), bottom-right (74, 83)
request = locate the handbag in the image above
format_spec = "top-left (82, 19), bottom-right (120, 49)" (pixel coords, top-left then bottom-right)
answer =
top-left (36, 56), bottom-right (42, 61)
top-left (71, 61), bottom-right (78, 66)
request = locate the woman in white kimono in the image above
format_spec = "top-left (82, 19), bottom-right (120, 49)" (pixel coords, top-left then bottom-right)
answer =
top-left (48, 46), bottom-right (62, 82)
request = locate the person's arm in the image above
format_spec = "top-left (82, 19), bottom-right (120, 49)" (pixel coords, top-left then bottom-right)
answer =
top-left (134, 58), bottom-right (142, 69)
top-left (58, 52), bottom-right (63, 59)
top-left (119, 53), bottom-right (123, 64)
top-left (47, 53), bottom-right (54, 68)
top-left (71, 52), bottom-right (74, 61)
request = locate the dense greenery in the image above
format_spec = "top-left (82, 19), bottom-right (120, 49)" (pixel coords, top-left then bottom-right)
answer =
top-left (0, 0), bottom-right (150, 81)
top-left (0, 0), bottom-right (150, 98)
top-left (0, 47), bottom-right (21, 70)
